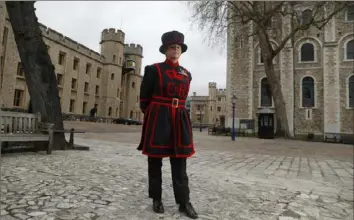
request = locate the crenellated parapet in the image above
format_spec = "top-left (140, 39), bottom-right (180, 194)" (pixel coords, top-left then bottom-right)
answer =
top-left (124, 43), bottom-right (143, 58)
top-left (190, 96), bottom-right (209, 102)
top-left (101, 28), bottom-right (125, 44)
top-left (38, 23), bottom-right (105, 62)
top-left (216, 89), bottom-right (227, 96)
top-left (208, 82), bottom-right (217, 88)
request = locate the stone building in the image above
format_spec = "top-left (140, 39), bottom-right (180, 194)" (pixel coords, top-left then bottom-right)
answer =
top-left (189, 82), bottom-right (227, 126)
top-left (0, 2), bottom-right (144, 120)
top-left (226, 3), bottom-right (354, 137)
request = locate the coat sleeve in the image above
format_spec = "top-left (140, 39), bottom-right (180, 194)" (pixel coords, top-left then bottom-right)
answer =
top-left (140, 65), bottom-right (157, 113)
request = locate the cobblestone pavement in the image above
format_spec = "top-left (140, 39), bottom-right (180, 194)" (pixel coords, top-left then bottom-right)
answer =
top-left (1, 132), bottom-right (353, 220)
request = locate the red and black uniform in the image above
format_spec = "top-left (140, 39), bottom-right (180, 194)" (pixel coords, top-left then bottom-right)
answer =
top-left (138, 59), bottom-right (195, 204)
top-left (138, 59), bottom-right (195, 158)
top-left (138, 31), bottom-right (198, 219)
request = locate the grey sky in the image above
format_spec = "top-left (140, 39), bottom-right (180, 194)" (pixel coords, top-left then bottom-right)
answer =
top-left (34, 1), bottom-right (227, 96)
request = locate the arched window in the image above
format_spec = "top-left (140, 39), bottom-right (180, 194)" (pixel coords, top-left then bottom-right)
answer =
top-left (260, 78), bottom-right (272, 107)
top-left (345, 40), bottom-right (354, 60)
top-left (301, 9), bottom-right (312, 25)
top-left (302, 77), bottom-right (315, 108)
top-left (130, 111), bottom-right (133, 118)
top-left (345, 5), bottom-right (354, 22)
top-left (300, 43), bottom-right (315, 62)
top-left (108, 107), bottom-right (112, 116)
top-left (132, 82), bottom-right (135, 88)
top-left (349, 75), bottom-right (354, 108)
top-left (111, 73), bottom-right (114, 80)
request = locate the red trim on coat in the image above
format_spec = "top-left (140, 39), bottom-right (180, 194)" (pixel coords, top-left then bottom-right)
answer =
top-left (149, 105), bottom-right (170, 149)
top-left (142, 150), bottom-right (195, 158)
top-left (142, 105), bottom-right (152, 153)
top-left (165, 59), bottom-right (179, 68)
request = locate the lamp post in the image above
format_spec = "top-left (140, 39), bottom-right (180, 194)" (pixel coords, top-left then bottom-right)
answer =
top-left (231, 93), bottom-right (237, 141)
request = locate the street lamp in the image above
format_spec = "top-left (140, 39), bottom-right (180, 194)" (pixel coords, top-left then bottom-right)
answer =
top-left (231, 93), bottom-right (237, 141)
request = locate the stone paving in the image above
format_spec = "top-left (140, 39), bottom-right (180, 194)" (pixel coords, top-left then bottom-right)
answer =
top-left (1, 133), bottom-right (353, 220)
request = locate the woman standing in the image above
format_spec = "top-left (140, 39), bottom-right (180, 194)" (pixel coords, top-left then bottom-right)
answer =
top-left (137, 30), bottom-right (198, 219)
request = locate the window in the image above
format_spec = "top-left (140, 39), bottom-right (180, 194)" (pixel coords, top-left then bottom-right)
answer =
top-left (16, 62), bottom-right (24, 76)
top-left (108, 107), bottom-right (112, 116)
top-left (13, 89), bottom-right (23, 107)
top-left (349, 75), bottom-right (354, 108)
top-left (260, 49), bottom-right (264, 63)
top-left (300, 43), bottom-right (315, 62)
top-left (2, 27), bottom-right (8, 46)
top-left (119, 57), bottom-right (122, 65)
top-left (84, 82), bottom-right (89, 93)
top-left (345, 5), bottom-right (354, 22)
top-left (57, 74), bottom-right (63, 85)
top-left (113, 55), bottom-right (116, 63)
top-left (260, 78), bottom-right (272, 107)
top-left (71, 78), bottom-right (77, 90)
top-left (69, 99), bottom-right (75, 112)
top-left (0, 56), bottom-right (4, 75)
top-left (132, 82), bottom-right (135, 88)
top-left (111, 73), bottom-right (114, 80)
top-left (345, 40), bottom-right (354, 60)
top-left (116, 108), bottom-right (119, 117)
top-left (301, 9), bottom-right (312, 25)
top-left (97, 67), bottom-right (101, 78)
top-left (73, 58), bottom-right (79, 70)
top-left (302, 76), bottom-right (315, 108)
top-left (218, 97), bottom-right (221, 101)
top-left (95, 85), bottom-right (99, 95)
top-left (130, 111), bottom-right (133, 118)
top-left (83, 102), bottom-right (87, 114)
top-left (58, 52), bottom-right (66, 65)
top-left (85, 63), bottom-right (91, 74)
top-left (210, 106), bottom-right (212, 111)
top-left (217, 107), bottom-right (221, 112)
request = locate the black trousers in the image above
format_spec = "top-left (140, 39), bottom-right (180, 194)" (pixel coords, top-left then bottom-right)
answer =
top-left (148, 157), bottom-right (190, 204)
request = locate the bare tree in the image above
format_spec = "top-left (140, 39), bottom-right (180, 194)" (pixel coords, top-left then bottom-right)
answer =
top-left (5, 1), bottom-right (68, 149)
top-left (188, 1), bottom-right (352, 138)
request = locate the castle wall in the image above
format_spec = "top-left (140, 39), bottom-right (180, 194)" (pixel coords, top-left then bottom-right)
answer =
top-left (0, 2), bottom-right (144, 120)
top-left (227, 2), bottom-right (353, 135)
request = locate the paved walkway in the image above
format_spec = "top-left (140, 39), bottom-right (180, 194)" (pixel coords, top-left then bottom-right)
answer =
top-left (1, 132), bottom-right (353, 220)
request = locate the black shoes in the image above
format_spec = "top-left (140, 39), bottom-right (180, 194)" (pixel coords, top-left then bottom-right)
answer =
top-left (152, 199), bottom-right (198, 219)
top-left (179, 202), bottom-right (198, 219)
top-left (153, 199), bottom-right (164, 213)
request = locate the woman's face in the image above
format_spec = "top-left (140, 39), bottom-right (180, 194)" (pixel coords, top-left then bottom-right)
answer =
top-left (165, 44), bottom-right (181, 60)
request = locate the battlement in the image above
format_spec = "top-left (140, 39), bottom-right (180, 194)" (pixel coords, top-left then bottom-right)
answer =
top-left (38, 23), bottom-right (105, 62)
top-left (190, 96), bottom-right (209, 102)
top-left (208, 82), bottom-right (217, 88)
top-left (124, 43), bottom-right (143, 57)
top-left (216, 89), bottom-right (227, 96)
top-left (101, 28), bottom-right (125, 44)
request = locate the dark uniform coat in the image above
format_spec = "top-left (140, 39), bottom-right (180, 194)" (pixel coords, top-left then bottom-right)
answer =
top-left (137, 59), bottom-right (195, 158)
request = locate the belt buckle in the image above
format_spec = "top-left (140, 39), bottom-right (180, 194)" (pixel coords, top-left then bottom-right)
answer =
top-left (172, 98), bottom-right (179, 108)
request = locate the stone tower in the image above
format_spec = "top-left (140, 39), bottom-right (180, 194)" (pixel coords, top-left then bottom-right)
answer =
top-left (208, 82), bottom-right (217, 124)
top-left (100, 28), bottom-right (125, 117)
top-left (122, 43), bottom-right (143, 119)
top-left (226, 21), bottom-right (254, 128)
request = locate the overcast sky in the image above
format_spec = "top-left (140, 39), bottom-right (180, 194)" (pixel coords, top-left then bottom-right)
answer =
top-left (34, 1), bottom-right (227, 96)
